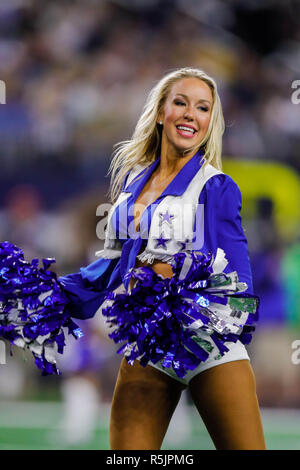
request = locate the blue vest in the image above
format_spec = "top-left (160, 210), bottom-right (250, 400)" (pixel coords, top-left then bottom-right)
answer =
top-left (96, 157), bottom-right (223, 264)
top-left (59, 150), bottom-right (254, 320)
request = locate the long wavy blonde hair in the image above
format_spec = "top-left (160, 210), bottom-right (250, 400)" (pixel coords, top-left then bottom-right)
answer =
top-left (107, 67), bottom-right (225, 203)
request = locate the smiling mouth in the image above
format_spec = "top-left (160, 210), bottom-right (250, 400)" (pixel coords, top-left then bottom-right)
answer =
top-left (176, 125), bottom-right (198, 137)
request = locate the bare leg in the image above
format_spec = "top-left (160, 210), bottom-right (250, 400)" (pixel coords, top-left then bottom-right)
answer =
top-left (189, 359), bottom-right (266, 450)
top-left (110, 358), bottom-right (186, 450)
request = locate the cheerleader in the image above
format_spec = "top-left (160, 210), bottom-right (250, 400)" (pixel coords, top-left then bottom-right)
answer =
top-left (0, 68), bottom-right (266, 450)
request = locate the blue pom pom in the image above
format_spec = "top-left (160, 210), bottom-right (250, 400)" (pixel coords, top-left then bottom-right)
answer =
top-left (0, 241), bottom-right (83, 375)
top-left (102, 250), bottom-right (259, 379)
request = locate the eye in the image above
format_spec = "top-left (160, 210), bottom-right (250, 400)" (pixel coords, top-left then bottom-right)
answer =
top-left (198, 106), bottom-right (209, 112)
top-left (174, 100), bottom-right (185, 106)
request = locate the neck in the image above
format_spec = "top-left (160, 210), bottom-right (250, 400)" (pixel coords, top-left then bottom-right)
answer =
top-left (157, 143), bottom-right (200, 180)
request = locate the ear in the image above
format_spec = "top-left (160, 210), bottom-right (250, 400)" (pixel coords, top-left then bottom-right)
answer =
top-left (156, 109), bottom-right (164, 125)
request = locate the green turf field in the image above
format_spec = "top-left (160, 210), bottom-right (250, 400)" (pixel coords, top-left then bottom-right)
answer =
top-left (0, 402), bottom-right (299, 450)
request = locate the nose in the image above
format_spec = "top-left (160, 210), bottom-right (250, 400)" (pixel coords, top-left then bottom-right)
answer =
top-left (184, 105), bottom-right (194, 120)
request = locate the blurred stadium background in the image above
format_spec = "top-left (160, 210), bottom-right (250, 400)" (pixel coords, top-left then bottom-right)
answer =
top-left (0, 0), bottom-right (300, 450)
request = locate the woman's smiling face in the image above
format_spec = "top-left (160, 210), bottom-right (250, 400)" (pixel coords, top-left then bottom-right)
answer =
top-left (158, 77), bottom-right (213, 157)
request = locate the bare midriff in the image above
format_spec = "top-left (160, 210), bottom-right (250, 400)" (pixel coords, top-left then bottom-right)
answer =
top-left (129, 254), bottom-right (174, 291)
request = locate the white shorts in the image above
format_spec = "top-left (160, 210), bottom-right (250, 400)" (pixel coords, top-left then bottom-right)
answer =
top-left (104, 283), bottom-right (250, 386)
top-left (137, 337), bottom-right (250, 386)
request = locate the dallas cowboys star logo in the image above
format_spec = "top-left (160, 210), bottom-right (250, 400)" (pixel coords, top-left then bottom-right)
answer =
top-left (178, 235), bottom-right (196, 250)
top-left (154, 232), bottom-right (171, 250)
top-left (159, 210), bottom-right (175, 226)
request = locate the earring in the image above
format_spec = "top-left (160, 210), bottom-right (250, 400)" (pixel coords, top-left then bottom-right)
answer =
top-left (159, 121), bottom-right (163, 125)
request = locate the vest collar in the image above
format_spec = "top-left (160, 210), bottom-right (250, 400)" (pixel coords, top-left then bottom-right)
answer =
top-left (124, 149), bottom-right (205, 199)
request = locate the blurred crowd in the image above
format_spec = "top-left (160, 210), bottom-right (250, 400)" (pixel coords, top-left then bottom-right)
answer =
top-left (0, 0), bottom-right (299, 196)
top-left (0, 0), bottom-right (300, 445)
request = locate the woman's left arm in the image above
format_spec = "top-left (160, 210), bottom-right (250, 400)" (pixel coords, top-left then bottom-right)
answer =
top-left (215, 175), bottom-right (254, 294)
top-left (58, 256), bottom-right (121, 320)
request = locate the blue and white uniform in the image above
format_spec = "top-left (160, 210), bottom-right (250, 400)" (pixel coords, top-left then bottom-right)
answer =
top-left (59, 149), bottom-right (254, 385)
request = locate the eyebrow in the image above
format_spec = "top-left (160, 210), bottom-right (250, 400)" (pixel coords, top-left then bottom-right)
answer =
top-left (174, 93), bottom-right (212, 105)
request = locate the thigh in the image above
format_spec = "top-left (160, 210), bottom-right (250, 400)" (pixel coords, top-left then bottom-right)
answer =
top-left (110, 358), bottom-right (186, 450)
top-left (188, 359), bottom-right (266, 450)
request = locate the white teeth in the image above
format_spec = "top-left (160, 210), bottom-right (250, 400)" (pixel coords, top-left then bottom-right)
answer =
top-left (177, 126), bottom-right (196, 133)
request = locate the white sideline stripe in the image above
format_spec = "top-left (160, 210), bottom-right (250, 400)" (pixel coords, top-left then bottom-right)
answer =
top-left (0, 443), bottom-right (53, 450)
top-left (1, 404), bottom-right (300, 434)
top-left (0, 401), bottom-right (110, 428)
top-left (260, 408), bottom-right (300, 433)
